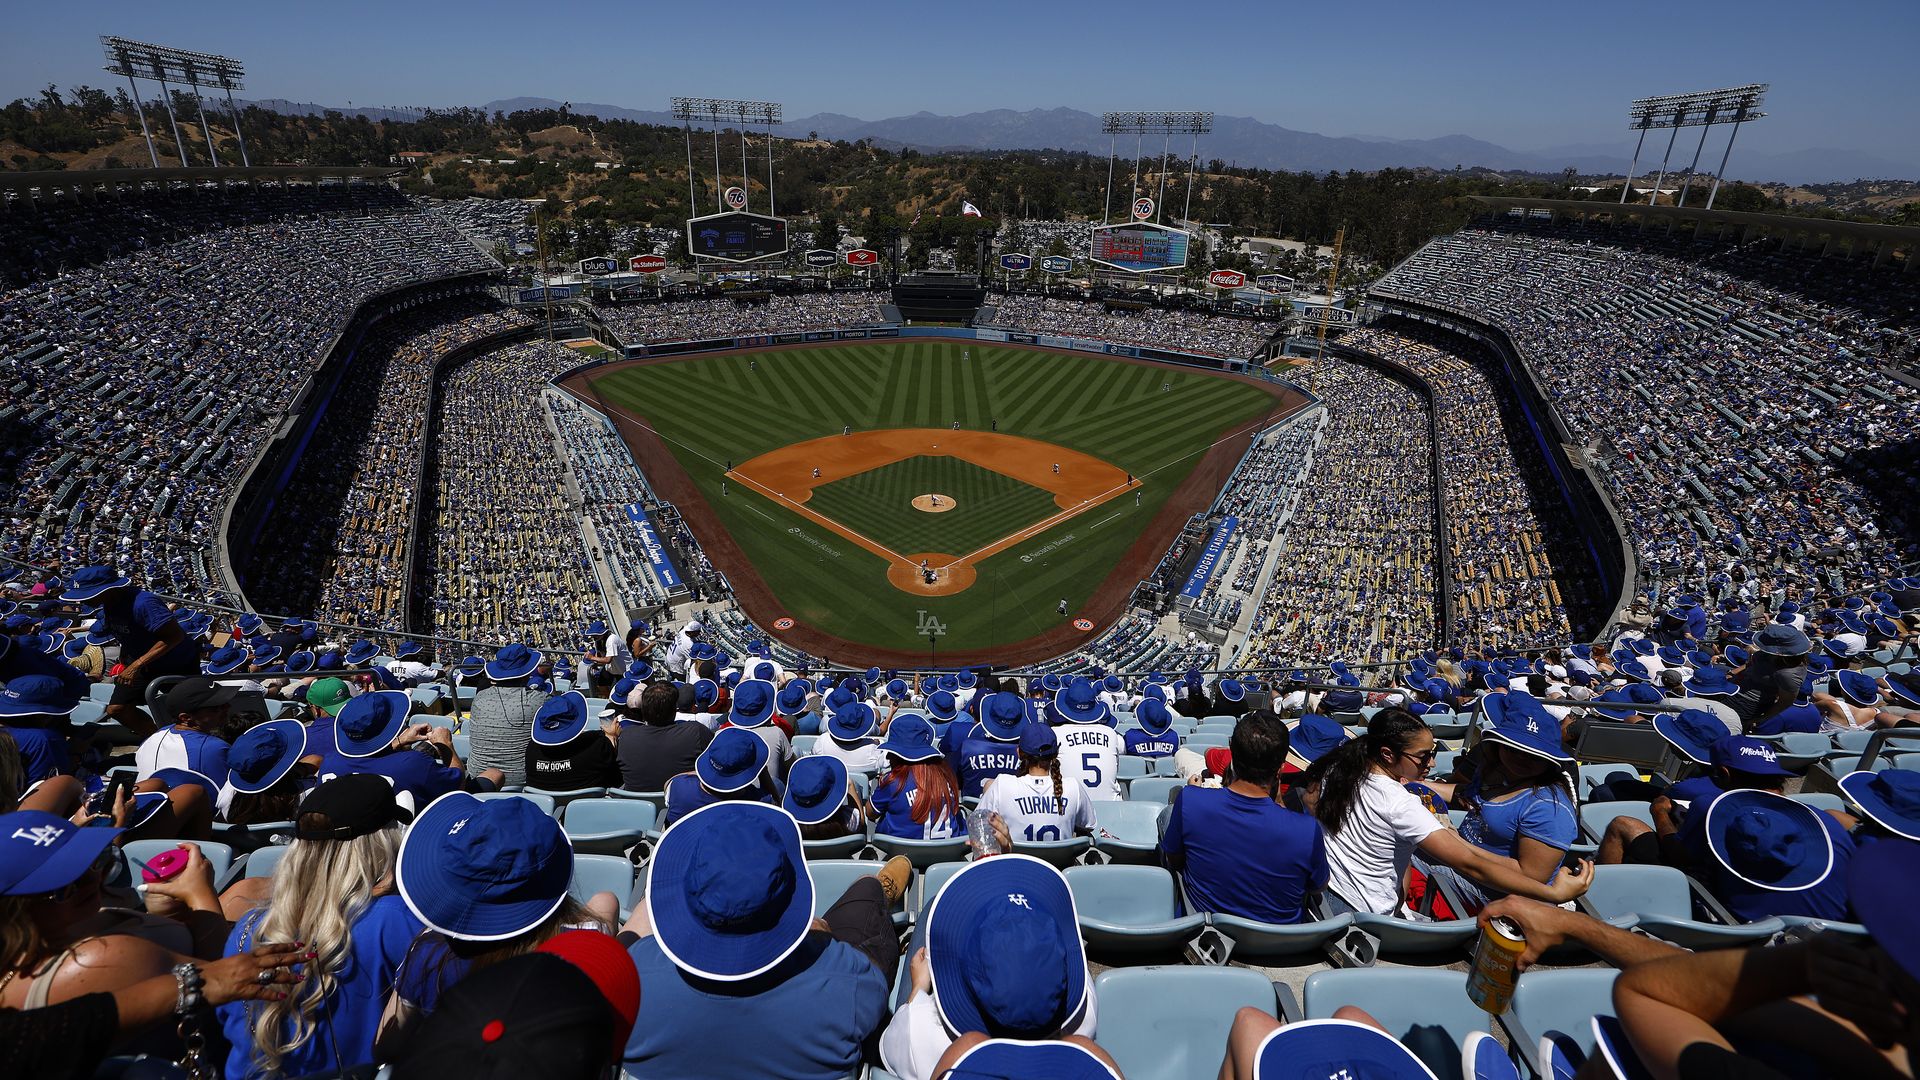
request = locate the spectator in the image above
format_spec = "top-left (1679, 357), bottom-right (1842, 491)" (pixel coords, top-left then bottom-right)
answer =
top-left (616, 681), bottom-right (712, 794)
top-left (869, 715), bottom-right (962, 841)
top-left (1123, 698), bottom-right (1179, 759)
top-left (218, 718), bottom-right (315, 827)
top-left (952, 691), bottom-right (1027, 798)
top-left (812, 699), bottom-right (887, 778)
top-left (1729, 625), bottom-right (1814, 734)
top-left (1051, 678), bottom-right (1122, 802)
top-left (0, 675), bottom-right (82, 784)
top-left (390, 951), bottom-right (626, 1080)
top-left (977, 724), bottom-right (1096, 848)
top-left (525, 691), bottom-right (621, 792)
top-left (661, 728), bottom-right (775, 828)
top-left (724, 679), bottom-right (794, 783)
top-left (1680, 788), bottom-right (1855, 923)
top-left (322, 690), bottom-right (500, 808)
top-left (466, 645), bottom-right (547, 787)
top-left (1159, 711), bottom-right (1328, 924)
top-left (782, 755), bottom-right (862, 842)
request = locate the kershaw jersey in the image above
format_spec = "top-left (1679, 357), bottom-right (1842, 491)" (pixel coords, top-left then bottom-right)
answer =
top-left (1054, 722), bottom-right (1123, 801)
top-left (957, 730), bottom-right (1022, 798)
top-left (977, 772), bottom-right (1096, 844)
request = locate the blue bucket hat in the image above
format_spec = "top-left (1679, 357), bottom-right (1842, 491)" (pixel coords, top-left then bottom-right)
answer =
top-left (688, 642), bottom-right (717, 663)
top-left (957, 670), bottom-right (978, 690)
top-left (226, 719), bottom-right (308, 794)
top-left (938, 674), bottom-right (959, 694)
top-left (60, 637), bottom-right (87, 660)
top-left (284, 649), bottom-right (316, 674)
top-left (746, 660), bottom-right (777, 682)
top-left (398, 791), bottom-right (574, 941)
top-left (1251, 1019), bottom-right (1435, 1080)
top-left (925, 690), bottom-right (959, 722)
top-left (1656, 645), bottom-right (1686, 667)
top-left (586, 620), bottom-right (607, 637)
top-left (1135, 697), bottom-right (1174, 735)
top-left (826, 701), bottom-right (876, 742)
top-left (1040, 674), bottom-right (1063, 694)
top-left (60, 566), bottom-right (132, 602)
top-left (1218, 679), bottom-right (1245, 703)
top-left (1050, 677), bottom-right (1110, 726)
top-left (1624, 683), bottom-right (1664, 707)
top-left (1683, 666), bottom-right (1738, 698)
top-left (334, 689), bottom-right (413, 758)
top-left (1613, 659), bottom-right (1649, 683)
top-left (776, 680), bottom-right (811, 716)
top-left (392, 640), bottom-right (423, 660)
top-left (531, 691), bottom-right (590, 746)
top-left (1753, 623), bottom-right (1811, 657)
top-left (1835, 670), bottom-right (1881, 708)
top-left (1481, 693), bottom-right (1573, 765)
top-left (728, 679), bottom-right (778, 728)
top-left (1704, 789), bottom-right (1835, 892)
top-left (625, 659), bottom-right (655, 681)
top-left (782, 756), bottom-right (850, 826)
top-left (696, 728), bottom-right (770, 793)
top-left (927, 854), bottom-right (1088, 1039)
top-left (864, 666), bottom-right (882, 684)
top-left (83, 622), bottom-right (115, 646)
top-left (1840, 771), bottom-right (1920, 842)
top-left (1710, 735), bottom-right (1794, 777)
top-left (1289, 712), bottom-right (1350, 766)
top-left (343, 640), bottom-right (380, 666)
top-left (1588, 688), bottom-right (1639, 722)
top-left (1484, 669), bottom-right (1512, 691)
top-left (976, 692), bottom-right (1028, 742)
top-left (645, 801), bottom-right (812, 981)
top-left (486, 644), bottom-right (543, 681)
top-left (943, 1040), bottom-right (1121, 1080)
top-left (249, 643), bottom-right (284, 666)
top-left (884, 678), bottom-right (910, 702)
top-left (0, 674), bottom-right (80, 719)
top-left (0, 811), bottom-right (123, 895)
top-left (1141, 683), bottom-right (1171, 705)
top-left (1654, 709), bottom-right (1731, 766)
top-left (452, 655), bottom-right (486, 680)
top-left (235, 613), bottom-right (264, 636)
top-left (879, 714), bottom-right (942, 762)
top-left (691, 679), bottom-right (721, 712)
top-left (822, 684), bottom-right (860, 720)
top-left (1887, 672), bottom-right (1920, 708)
top-left (1723, 645), bottom-right (1750, 667)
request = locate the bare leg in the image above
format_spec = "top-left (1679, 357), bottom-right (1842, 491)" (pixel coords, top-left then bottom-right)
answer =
top-left (1219, 1005), bottom-right (1284, 1080)
top-left (21, 774), bottom-right (85, 817)
top-left (1600, 816), bottom-right (1653, 865)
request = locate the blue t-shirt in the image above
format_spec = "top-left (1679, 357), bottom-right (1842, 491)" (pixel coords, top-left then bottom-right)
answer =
top-left (1458, 781), bottom-right (1577, 859)
top-left (937, 721), bottom-right (974, 777)
top-left (4, 724), bottom-right (69, 782)
top-left (624, 934), bottom-right (887, 1080)
top-left (660, 772), bottom-right (775, 828)
top-left (1160, 786), bottom-right (1328, 924)
top-left (103, 590), bottom-right (196, 668)
top-left (316, 747), bottom-right (465, 808)
top-left (219, 895), bottom-right (422, 1080)
top-left (955, 732), bottom-right (1021, 798)
top-left (870, 772), bottom-right (960, 839)
top-left (1664, 775), bottom-right (1725, 806)
top-left (1754, 703), bottom-right (1823, 736)
top-left (1125, 729), bottom-right (1179, 758)
top-left (1679, 790), bottom-right (1856, 923)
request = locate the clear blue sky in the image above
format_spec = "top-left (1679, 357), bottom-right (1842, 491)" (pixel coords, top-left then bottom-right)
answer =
top-left (4, 0), bottom-right (1913, 158)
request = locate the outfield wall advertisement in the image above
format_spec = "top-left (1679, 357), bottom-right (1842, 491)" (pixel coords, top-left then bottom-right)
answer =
top-left (1179, 515), bottom-right (1238, 601)
top-left (623, 503), bottom-right (683, 590)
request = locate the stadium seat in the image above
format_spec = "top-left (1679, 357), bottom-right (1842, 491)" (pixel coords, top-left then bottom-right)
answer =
top-left (1348, 910), bottom-right (1479, 957)
top-left (1209, 910), bottom-right (1355, 964)
top-left (1579, 800), bottom-right (1652, 843)
top-left (1008, 835), bottom-right (1092, 869)
top-left (561, 798), bottom-right (657, 856)
top-left (1577, 863), bottom-right (1780, 948)
top-left (1092, 801), bottom-right (1165, 864)
top-left (1094, 966), bottom-right (1279, 1080)
top-left (569, 853), bottom-right (637, 919)
top-left (88, 682), bottom-right (117, 704)
top-left (451, 732), bottom-right (471, 760)
top-left (71, 700), bottom-right (107, 726)
top-left (1786, 791), bottom-right (1845, 813)
top-left (123, 839), bottom-right (237, 892)
top-left (802, 833), bottom-right (871, 861)
top-left (1772, 732), bottom-right (1830, 770)
top-left (1064, 865), bottom-right (1206, 957)
top-left (1831, 730), bottom-right (1877, 755)
top-left (1183, 734), bottom-right (1230, 751)
top-left (867, 832), bottom-right (970, 869)
top-left (606, 788), bottom-right (670, 812)
top-left (1194, 720), bottom-right (1236, 735)
top-left (243, 844), bottom-right (288, 880)
top-left (1577, 762), bottom-right (1642, 798)
top-left (1303, 968), bottom-right (1488, 1079)
top-left (792, 735), bottom-right (817, 756)
top-left (1116, 756), bottom-right (1150, 780)
top-left (1125, 776), bottom-right (1182, 805)
top-left (914, 860), bottom-right (970, 917)
top-left (1503, 970), bottom-right (1619, 1079)
top-left (213, 819), bottom-right (296, 855)
top-left (1425, 715), bottom-right (1470, 739)
top-left (474, 791), bottom-right (557, 816)
top-left (807, 859), bottom-right (908, 928)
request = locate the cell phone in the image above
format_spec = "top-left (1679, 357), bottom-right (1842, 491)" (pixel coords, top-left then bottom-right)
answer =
top-left (140, 847), bottom-right (191, 884)
top-left (88, 774), bottom-right (136, 817)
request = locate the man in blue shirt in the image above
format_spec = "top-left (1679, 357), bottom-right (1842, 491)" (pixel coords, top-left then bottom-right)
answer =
top-left (318, 689), bottom-right (501, 811)
top-left (1680, 787), bottom-right (1855, 923)
top-left (954, 692), bottom-right (1026, 798)
top-left (0, 674), bottom-right (82, 782)
top-left (1124, 698), bottom-right (1180, 758)
top-left (625, 802), bottom-right (903, 1080)
top-left (1159, 711), bottom-right (1329, 924)
top-left (62, 566), bottom-right (198, 737)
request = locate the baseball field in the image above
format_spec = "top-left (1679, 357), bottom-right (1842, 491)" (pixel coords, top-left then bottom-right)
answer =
top-left (569, 339), bottom-right (1301, 665)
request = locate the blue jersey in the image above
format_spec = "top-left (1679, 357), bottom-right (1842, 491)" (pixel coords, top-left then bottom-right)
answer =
top-left (956, 733), bottom-right (1022, 798)
top-left (1125, 729), bottom-right (1178, 758)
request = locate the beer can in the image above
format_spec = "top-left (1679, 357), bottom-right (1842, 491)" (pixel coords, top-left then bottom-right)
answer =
top-left (1466, 915), bottom-right (1525, 1014)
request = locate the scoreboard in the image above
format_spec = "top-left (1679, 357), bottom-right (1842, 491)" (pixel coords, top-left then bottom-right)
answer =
top-left (686, 211), bottom-right (789, 263)
top-left (1088, 223), bottom-right (1191, 273)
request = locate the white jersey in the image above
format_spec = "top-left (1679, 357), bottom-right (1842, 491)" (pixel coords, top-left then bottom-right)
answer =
top-left (977, 772), bottom-right (1097, 845)
top-left (1053, 723), bottom-right (1123, 801)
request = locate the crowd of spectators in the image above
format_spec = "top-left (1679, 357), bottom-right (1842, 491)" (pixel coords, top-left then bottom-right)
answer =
top-left (418, 196), bottom-right (535, 257)
top-left (1241, 361), bottom-right (1440, 666)
top-left (546, 392), bottom-right (674, 612)
top-left (1338, 325), bottom-right (1597, 648)
top-left (245, 296), bottom-right (538, 628)
top-left (0, 183), bottom-right (496, 609)
top-left (593, 292), bottom-right (888, 346)
top-left (1372, 222), bottom-right (1920, 612)
top-left (986, 294), bottom-right (1273, 359)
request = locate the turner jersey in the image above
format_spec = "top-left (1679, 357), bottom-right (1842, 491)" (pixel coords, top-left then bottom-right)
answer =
top-left (978, 772), bottom-right (1097, 844)
top-left (1054, 722), bottom-right (1123, 801)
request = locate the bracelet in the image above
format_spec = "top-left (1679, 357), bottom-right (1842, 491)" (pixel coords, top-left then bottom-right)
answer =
top-left (172, 961), bottom-right (205, 1016)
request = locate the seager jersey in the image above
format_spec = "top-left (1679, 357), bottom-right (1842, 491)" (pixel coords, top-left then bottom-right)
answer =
top-left (1054, 723), bottom-right (1123, 801)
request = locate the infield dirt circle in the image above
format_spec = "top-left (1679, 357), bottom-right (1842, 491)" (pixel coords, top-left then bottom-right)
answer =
top-left (911, 494), bottom-right (954, 513)
top-left (728, 428), bottom-right (1132, 597)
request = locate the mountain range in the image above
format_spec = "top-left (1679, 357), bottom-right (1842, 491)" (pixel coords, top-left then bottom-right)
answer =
top-left (244, 97), bottom-right (1917, 185)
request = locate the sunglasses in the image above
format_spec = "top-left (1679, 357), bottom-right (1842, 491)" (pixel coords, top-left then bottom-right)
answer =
top-left (1397, 748), bottom-right (1439, 765)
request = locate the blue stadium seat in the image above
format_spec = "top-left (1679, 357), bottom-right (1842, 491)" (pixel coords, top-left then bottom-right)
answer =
top-left (1094, 966), bottom-right (1278, 1080)
top-left (213, 820), bottom-right (296, 855)
top-left (407, 688), bottom-right (444, 713)
top-left (1093, 800), bottom-right (1166, 864)
top-left (792, 735), bottom-right (818, 756)
top-left (1183, 734), bottom-right (1230, 751)
top-left (1009, 835), bottom-right (1092, 869)
top-left (1577, 863), bottom-right (1780, 948)
top-left (1577, 762), bottom-right (1642, 798)
top-left (562, 797), bottom-right (657, 856)
top-left (1209, 910), bottom-right (1354, 963)
top-left (243, 844), bottom-right (288, 880)
top-left (1786, 791), bottom-right (1845, 813)
top-left (1773, 732), bottom-right (1831, 770)
top-left (802, 832), bottom-right (871, 861)
top-left (868, 832), bottom-right (970, 869)
top-left (1194, 720), bottom-right (1237, 735)
top-left (1116, 756), bottom-right (1151, 780)
top-left (1503, 969), bottom-right (1619, 1079)
top-left (451, 732), bottom-right (471, 760)
top-left (474, 790), bottom-right (557, 816)
top-left (1303, 968), bottom-right (1489, 1079)
top-left (88, 682), bottom-right (117, 704)
top-left (1579, 800), bottom-right (1652, 843)
top-left (1349, 910), bottom-right (1479, 957)
top-left (71, 700), bottom-right (107, 726)
top-left (1125, 776), bottom-right (1182, 805)
top-left (524, 785), bottom-right (607, 808)
top-left (1430, 750), bottom-right (1460, 778)
top-left (1831, 729), bottom-right (1877, 755)
top-left (915, 860), bottom-right (969, 917)
top-left (807, 859), bottom-right (907, 928)
top-left (123, 839), bottom-right (237, 892)
top-left (1063, 864), bottom-right (1205, 957)
top-left (606, 787), bottom-right (670, 813)
top-left (568, 853), bottom-right (637, 919)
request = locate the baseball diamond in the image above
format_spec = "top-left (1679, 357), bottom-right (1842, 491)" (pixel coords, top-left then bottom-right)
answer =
top-left (568, 339), bottom-right (1301, 663)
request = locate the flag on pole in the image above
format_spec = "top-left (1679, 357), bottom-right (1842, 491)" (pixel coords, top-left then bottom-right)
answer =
top-left (961, 200), bottom-right (982, 217)
top-left (910, 208), bottom-right (922, 227)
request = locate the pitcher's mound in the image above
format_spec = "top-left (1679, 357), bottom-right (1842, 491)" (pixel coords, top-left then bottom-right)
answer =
top-left (912, 494), bottom-right (955, 513)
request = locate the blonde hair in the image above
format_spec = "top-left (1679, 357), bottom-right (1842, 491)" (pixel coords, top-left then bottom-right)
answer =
top-left (245, 825), bottom-right (404, 1074)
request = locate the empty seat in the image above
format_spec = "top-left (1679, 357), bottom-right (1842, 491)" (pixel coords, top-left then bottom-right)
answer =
top-left (243, 844), bottom-right (289, 880)
top-left (1303, 968), bottom-right (1488, 1079)
top-left (1349, 910), bottom-right (1480, 957)
top-left (1094, 966), bottom-right (1278, 1080)
top-left (1125, 776), bottom-right (1182, 806)
top-left (1579, 800), bottom-right (1652, 843)
top-left (523, 786), bottom-right (607, 808)
top-left (1064, 865), bottom-right (1205, 957)
top-left (1210, 910), bottom-right (1354, 963)
top-left (1183, 735), bottom-right (1230, 751)
top-left (1092, 801), bottom-right (1165, 865)
top-left (1504, 969), bottom-right (1619, 1077)
top-left (802, 832), bottom-right (871, 860)
top-left (562, 798), bottom-right (657, 856)
top-left (569, 853), bottom-right (637, 918)
top-left (1116, 756), bottom-right (1151, 780)
top-left (1577, 863), bottom-right (1780, 948)
top-left (474, 791), bottom-right (557, 816)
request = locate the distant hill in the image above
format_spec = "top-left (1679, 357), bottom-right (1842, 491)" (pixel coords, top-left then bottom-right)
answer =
top-left (469, 99), bottom-right (1917, 185)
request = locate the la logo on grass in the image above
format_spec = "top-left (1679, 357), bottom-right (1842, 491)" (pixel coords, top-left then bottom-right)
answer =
top-left (915, 610), bottom-right (948, 636)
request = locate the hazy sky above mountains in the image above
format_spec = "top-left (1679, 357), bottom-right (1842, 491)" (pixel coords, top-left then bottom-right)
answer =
top-left (6, 0), bottom-right (1913, 159)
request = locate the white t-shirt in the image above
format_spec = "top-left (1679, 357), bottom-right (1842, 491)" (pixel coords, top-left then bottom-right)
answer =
top-left (812, 736), bottom-right (889, 777)
top-left (1322, 771), bottom-right (1445, 915)
top-left (977, 772), bottom-right (1097, 844)
top-left (1053, 723), bottom-right (1123, 801)
top-left (879, 981), bottom-right (1098, 1080)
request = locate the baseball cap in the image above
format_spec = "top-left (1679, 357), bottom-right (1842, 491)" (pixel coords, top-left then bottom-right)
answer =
top-left (307, 677), bottom-right (352, 717)
top-left (536, 930), bottom-right (642, 1055)
top-left (165, 677), bottom-right (237, 717)
top-left (1709, 735), bottom-right (1795, 777)
top-left (0, 811), bottom-right (122, 895)
top-left (295, 774), bottom-right (410, 840)
top-left (390, 953), bottom-right (616, 1080)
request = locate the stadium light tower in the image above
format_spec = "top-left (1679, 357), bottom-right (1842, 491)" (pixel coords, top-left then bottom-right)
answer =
top-left (1098, 111), bottom-right (1213, 226)
top-left (670, 97), bottom-right (783, 215)
top-left (1619, 84), bottom-right (1766, 208)
top-left (102, 36), bottom-right (251, 169)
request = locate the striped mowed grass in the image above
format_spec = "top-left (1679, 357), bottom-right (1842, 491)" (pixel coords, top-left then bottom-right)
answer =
top-left (588, 340), bottom-right (1274, 654)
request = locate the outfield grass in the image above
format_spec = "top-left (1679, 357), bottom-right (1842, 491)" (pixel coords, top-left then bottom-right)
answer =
top-left (807, 456), bottom-right (1058, 556)
top-left (590, 340), bottom-right (1275, 655)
